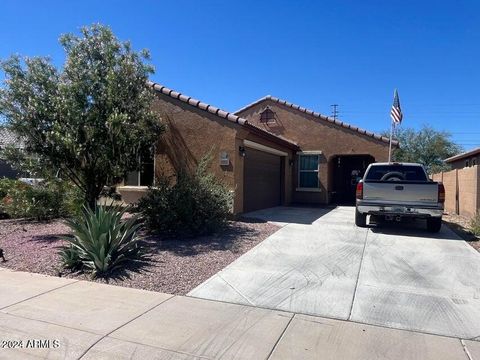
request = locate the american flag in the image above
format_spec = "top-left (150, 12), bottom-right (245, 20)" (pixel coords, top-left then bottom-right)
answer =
top-left (390, 89), bottom-right (403, 124)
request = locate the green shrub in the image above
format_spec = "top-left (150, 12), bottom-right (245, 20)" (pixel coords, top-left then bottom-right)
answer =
top-left (471, 214), bottom-right (480, 237)
top-left (55, 180), bottom-right (84, 220)
top-left (60, 205), bottom-right (143, 277)
top-left (0, 179), bottom-right (31, 217)
top-left (24, 186), bottom-right (63, 220)
top-left (137, 156), bottom-right (232, 237)
top-left (0, 178), bottom-right (83, 220)
top-left (0, 178), bottom-right (20, 200)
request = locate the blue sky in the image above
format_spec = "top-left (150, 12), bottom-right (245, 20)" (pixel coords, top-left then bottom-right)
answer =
top-left (1, 0), bottom-right (479, 149)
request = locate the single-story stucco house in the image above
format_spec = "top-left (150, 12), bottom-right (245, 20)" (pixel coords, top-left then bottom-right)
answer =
top-left (445, 147), bottom-right (479, 170)
top-left (118, 82), bottom-right (398, 214)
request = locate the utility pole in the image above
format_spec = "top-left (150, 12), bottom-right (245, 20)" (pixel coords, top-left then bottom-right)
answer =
top-left (330, 104), bottom-right (339, 120)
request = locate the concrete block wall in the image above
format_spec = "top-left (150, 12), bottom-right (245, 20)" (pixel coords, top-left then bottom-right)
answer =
top-left (458, 166), bottom-right (478, 218)
top-left (432, 165), bottom-right (479, 218)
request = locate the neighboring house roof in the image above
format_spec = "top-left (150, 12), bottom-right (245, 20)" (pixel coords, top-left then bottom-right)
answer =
top-left (444, 147), bottom-right (480, 163)
top-left (0, 128), bottom-right (24, 149)
top-left (148, 81), bottom-right (299, 150)
top-left (235, 95), bottom-right (398, 146)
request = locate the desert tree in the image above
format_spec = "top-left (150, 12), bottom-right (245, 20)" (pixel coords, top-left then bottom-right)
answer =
top-left (387, 125), bottom-right (462, 173)
top-left (0, 24), bottom-right (164, 208)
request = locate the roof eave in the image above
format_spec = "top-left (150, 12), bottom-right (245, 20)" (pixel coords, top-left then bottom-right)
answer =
top-left (148, 81), bottom-right (299, 150)
top-left (444, 147), bottom-right (480, 163)
top-left (235, 96), bottom-right (397, 147)
top-left (244, 123), bottom-right (300, 151)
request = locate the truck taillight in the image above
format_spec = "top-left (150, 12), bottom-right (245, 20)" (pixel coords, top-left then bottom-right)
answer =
top-left (356, 182), bottom-right (363, 200)
top-left (438, 183), bottom-right (445, 203)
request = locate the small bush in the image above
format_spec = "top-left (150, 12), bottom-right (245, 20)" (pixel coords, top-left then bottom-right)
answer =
top-left (55, 180), bottom-right (84, 220)
top-left (60, 205), bottom-right (143, 277)
top-left (0, 178), bottom-right (20, 200)
top-left (471, 214), bottom-right (480, 237)
top-left (0, 178), bottom-right (83, 220)
top-left (137, 156), bottom-right (232, 237)
top-left (0, 179), bottom-right (31, 217)
top-left (24, 186), bottom-right (64, 220)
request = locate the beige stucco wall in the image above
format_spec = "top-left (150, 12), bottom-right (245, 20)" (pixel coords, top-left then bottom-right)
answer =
top-left (432, 165), bottom-right (479, 218)
top-left (237, 100), bottom-right (391, 203)
top-left (152, 95), bottom-right (238, 188)
top-left (119, 93), bottom-right (295, 214)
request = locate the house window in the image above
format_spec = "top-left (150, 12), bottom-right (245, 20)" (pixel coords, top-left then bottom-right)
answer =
top-left (298, 154), bottom-right (319, 188)
top-left (466, 160), bottom-right (470, 168)
top-left (473, 158), bottom-right (477, 166)
top-left (260, 107), bottom-right (276, 123)
top-left (125, 147), bottom-right (154, 186)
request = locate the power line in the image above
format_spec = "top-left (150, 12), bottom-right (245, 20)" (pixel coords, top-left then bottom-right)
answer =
top-left (330, 104), bottom-right (339, 120)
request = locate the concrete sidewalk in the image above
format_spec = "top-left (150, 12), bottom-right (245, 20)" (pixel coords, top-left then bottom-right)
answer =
top-left (0, 269), bottom-right (476, 359)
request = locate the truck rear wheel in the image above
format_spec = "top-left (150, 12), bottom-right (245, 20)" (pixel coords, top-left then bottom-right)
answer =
top-left (355, 208), bottom-right (367, 227)
top-left (427, 217), bottom-right (442, 233)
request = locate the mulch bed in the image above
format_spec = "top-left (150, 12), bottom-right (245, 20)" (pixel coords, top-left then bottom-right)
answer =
top-left (443, 213), bottom-right (480, 252)
top-left (0, 218), bottom-right (280, 295)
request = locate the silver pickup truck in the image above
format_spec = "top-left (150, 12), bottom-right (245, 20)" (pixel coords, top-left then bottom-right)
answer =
top-left (355, 162), bottom-right (445, 232)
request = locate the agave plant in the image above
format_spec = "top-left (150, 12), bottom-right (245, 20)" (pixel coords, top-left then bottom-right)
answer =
top-left (60, 205), bottom-right (143, 277)
top-left (58, 245), bottom-right (81, 270)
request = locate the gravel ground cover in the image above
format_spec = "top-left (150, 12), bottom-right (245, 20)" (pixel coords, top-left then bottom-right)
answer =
top-left (0, 218), bottom-right (280, 295)
top-left (443, 213), bottom-right (480, 252)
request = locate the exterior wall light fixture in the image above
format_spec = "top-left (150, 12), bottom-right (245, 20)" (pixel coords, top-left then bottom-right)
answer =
top-left (239, 146), bottom-right (246, 157)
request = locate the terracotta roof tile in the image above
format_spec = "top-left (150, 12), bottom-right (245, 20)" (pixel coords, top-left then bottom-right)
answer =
top-left (178, 94), bottom-right (190, 102)
top-left (0, 128), bottom-right (24, 148)
top-left (235, 96), bottom-right (398, 146)
top-left (148, 81), bottom-right (299, 149)
top-left (197, 102), bottom-right (210, 111)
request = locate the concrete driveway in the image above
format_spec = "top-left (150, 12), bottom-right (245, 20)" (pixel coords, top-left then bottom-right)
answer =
top-left (189, 206), bottom-right (480, 340)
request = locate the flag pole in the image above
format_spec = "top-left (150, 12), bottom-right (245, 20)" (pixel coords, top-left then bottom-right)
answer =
top-left (389, 88), bottom-right (402, 162)
top-left (388, 120), bottom-right (393, 163)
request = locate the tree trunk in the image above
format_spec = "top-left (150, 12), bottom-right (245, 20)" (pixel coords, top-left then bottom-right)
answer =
top-left (85, 184), bottom-right (100, 210)
top-left (85, 192), bottom-right (97, 210)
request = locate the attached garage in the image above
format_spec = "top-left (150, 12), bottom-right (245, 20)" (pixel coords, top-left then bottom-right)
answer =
top-left (243, 141), bottom-right (286, 212)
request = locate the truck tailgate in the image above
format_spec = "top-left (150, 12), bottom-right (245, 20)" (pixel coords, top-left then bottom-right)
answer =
top-left (363, 182), bottom-right (438, 207)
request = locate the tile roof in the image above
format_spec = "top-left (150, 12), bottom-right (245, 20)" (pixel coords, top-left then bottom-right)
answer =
top-left (444, 147), bottom-right (480, 163)
top-left (148, 81), bottom-right (299, 149)
top-left (235, 96), bottom-right (398, 146)
top-left (0, 128), bottom-right (23, 148)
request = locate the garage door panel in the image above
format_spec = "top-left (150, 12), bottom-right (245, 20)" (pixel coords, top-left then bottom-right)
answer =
top-left (244, 148), bottom-right (282, 212)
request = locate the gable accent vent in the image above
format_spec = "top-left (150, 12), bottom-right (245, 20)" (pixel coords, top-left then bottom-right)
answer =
top-left (260, 107), bottom-right (276, 123)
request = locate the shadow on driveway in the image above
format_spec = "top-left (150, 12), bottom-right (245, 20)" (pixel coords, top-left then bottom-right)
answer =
top-left (368, 217), bottom-right (462, 241)
top-left (242, 205), bottom-right (336, 225)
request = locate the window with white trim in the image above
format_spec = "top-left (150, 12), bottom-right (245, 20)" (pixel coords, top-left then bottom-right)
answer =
top-left (125, 147), bottom-right (155, 186)
top-left (298, 154), bottom-right (319, 188)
